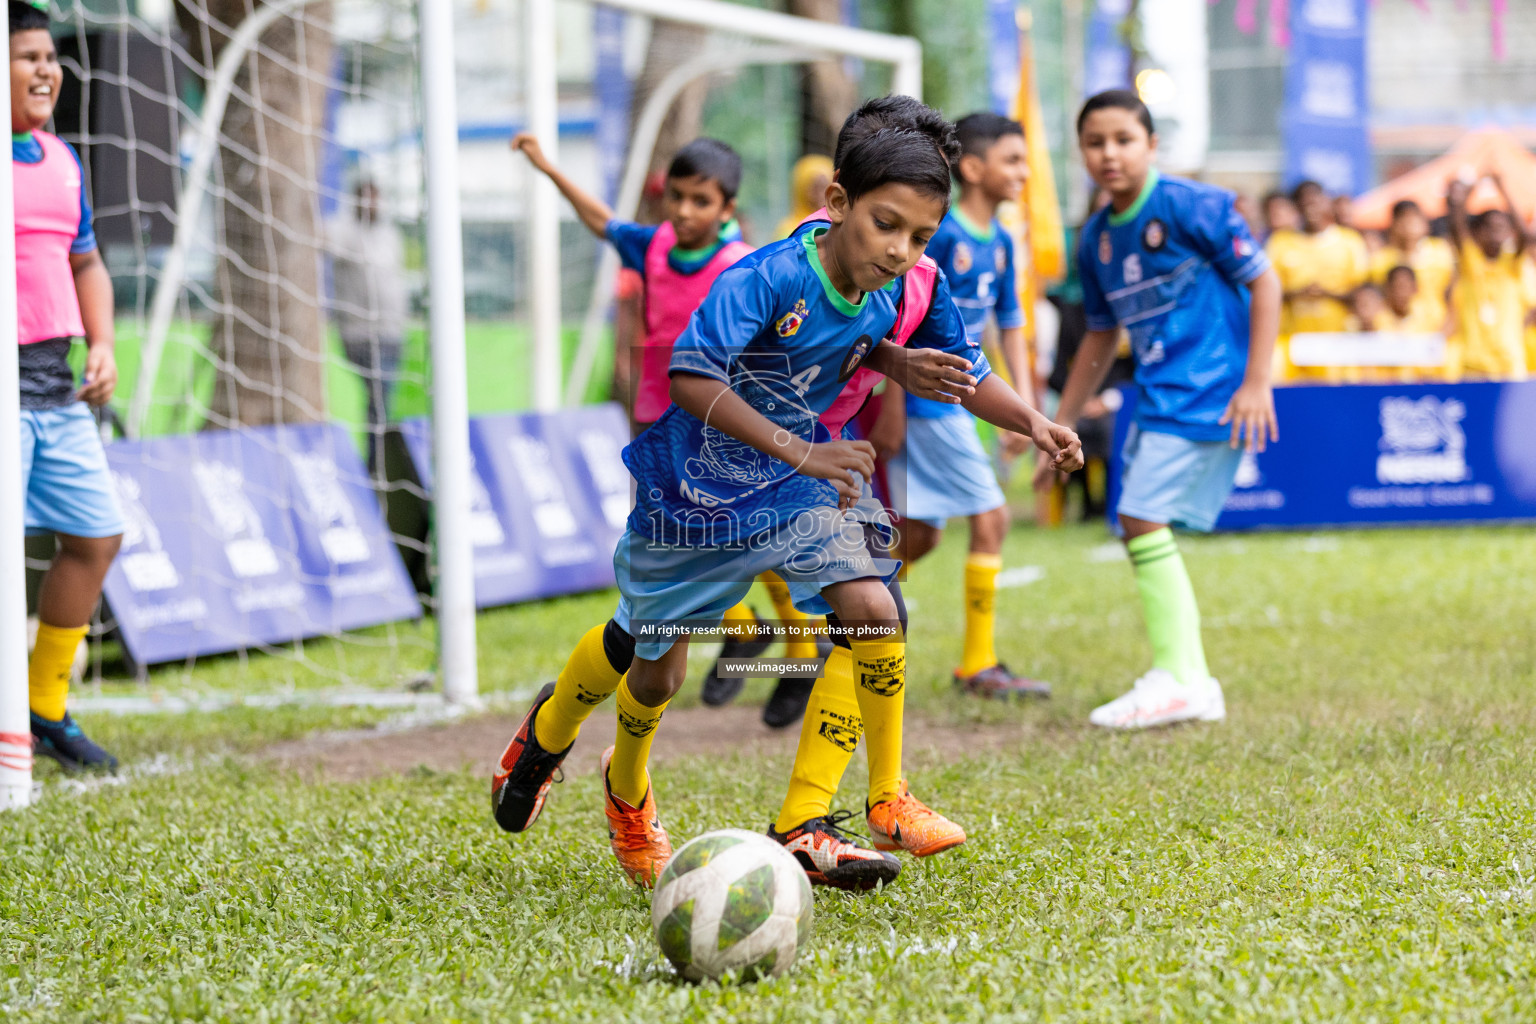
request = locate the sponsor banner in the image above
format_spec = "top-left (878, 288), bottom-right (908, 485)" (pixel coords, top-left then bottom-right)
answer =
top-left (1084, 0), bottom-right (1133, 97)
top-left (1282, 0), bottom-right (1372, 196)
top-left (103, 423), bottom-right (422, 666)
top-left (592, 4), bottom-right (630, 204)
top-left (987, 0), bottom-right (1021, 115)
top-left (1108, 381), bottom-right (1536, 530)
top-left (395, 404), bottom-right (632, 608)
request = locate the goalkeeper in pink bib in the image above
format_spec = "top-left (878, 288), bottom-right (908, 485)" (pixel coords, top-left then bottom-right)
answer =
top-left (10, 0), bottom-right (123, 771)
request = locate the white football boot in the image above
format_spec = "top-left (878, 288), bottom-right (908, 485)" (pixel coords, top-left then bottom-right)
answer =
top-left (1088, 669), bottom-right (1225, 730)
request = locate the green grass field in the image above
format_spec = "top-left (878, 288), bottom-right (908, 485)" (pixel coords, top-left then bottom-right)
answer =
top-left (5, 521), bottom-right (1536, 1021)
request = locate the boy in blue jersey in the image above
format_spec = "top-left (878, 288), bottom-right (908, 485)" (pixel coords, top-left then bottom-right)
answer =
top-left (1040, 90), bottom-right (1281, 730)
top-left (493, 110), bottom-right (1083, 887)
top-left (868, 112), bottom-right (1048, 701)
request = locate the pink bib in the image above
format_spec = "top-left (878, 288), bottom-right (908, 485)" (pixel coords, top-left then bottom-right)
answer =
top-left (634, 221), bottom-right (752, 423)
top-left (14, 130), bottom-right (86, 346)
top-left (793, 209), bottom-right (941, 437)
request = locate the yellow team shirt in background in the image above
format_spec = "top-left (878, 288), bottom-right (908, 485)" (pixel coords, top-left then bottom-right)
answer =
top-left (1450, 241), bottom-right (1532, 380)
top-left (1371, 236), bottom-right (1455, 329)
top-left (1268, 225), bottom-right (1371, 380)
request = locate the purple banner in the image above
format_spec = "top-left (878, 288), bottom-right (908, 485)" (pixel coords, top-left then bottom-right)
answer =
top-left (103, 423), bottom-right (421, 666)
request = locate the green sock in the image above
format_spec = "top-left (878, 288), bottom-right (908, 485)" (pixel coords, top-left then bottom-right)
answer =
top-left (1126, 527), bottom-right (1209, 686)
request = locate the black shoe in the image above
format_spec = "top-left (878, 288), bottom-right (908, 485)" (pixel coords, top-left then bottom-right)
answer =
top-left (31, 712), bottom-right (118, 773)
top-left (761, 636), bottom-right (831, 729)
top-left (700, 614), bottom-right (774, 707)
top-left (491, 682), bottom-right (572, 833)
top-left (767, 810), bottom-right (900, 891)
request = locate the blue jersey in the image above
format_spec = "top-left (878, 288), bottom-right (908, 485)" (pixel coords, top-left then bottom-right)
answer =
top-left (1079, 170), bottom-right (1270, 441)
top-left (624, 228), bottom-right (988, 546)
top-left (907, 210), bottom-right (1023, 419)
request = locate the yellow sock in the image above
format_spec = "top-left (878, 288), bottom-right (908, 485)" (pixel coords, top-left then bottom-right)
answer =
top-left (774, 647), bottom-right (863, 832)
top-left (534, 624), bottom-right (625, 753)
top-left (609, 677), bottom-right (668, 807)
top-left (960, 553), bottom-right (1002, 676)
top-left (851, 639), bottom-right (906, 806)
top-left (29, 622), bottom-right (87, 722)
top-left (720, 600), bottom-right (760, 643)
top-left (761, 572), bottom-right (817, 659)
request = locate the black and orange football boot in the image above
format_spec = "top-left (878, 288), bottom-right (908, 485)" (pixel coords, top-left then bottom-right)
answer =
top-left (491, 682), bottom-right (572, 833)
top-left (768, 810), bottom-right (901, 891)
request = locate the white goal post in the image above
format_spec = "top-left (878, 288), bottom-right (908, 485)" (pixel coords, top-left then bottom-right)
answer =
top-left (520, 0), bottom-right (925, 410)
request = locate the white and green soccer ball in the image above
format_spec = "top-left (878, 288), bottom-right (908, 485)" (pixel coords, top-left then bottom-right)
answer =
top-left (650, 829), bottom-right (814, 983)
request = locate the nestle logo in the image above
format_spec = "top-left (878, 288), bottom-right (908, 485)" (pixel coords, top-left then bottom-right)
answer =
top-left (1375, 396), bottom-right (1469, 485)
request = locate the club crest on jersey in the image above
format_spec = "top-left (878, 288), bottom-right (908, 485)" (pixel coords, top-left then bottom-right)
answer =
top-left (775, 299), bottom-right (808, 338)
top-left (1234, 237), bottom-right (1255, 258)
top-left (1142, 218), bottom-right (1167, 251)
top-left (953, 242), bottom-right (973, 274)
top-left (837, 334), bottom-right (874, 382)
top-left (1098, 230), bottom-right (1113, 264)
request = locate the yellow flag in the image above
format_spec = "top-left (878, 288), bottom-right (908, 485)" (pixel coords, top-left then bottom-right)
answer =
top-left (1015, 21), bottom-right (1066, 285)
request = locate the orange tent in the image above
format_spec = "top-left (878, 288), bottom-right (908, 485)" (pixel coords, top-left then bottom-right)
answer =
top-left (1352, 129), bottom-right (1536, 230)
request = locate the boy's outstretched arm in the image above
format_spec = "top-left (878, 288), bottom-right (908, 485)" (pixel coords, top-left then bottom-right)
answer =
top-left (962, 375), bottom-right (1082, 472)
top-left (1490, 174), bottom-right (1528, 255)
top-left (511, 132), bottom-right (614, 239)
top-left (71, 249), bottom-right (116, 406)
top-left (1219, 267), bottom-right (1280, 452)
top-left (670, 372), bottom-right (875, 508)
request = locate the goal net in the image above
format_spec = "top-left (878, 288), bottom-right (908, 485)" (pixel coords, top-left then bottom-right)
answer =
top-left (19, 0), bottom-right (918, 709)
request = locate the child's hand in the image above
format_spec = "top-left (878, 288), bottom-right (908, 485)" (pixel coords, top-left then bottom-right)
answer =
top-left (77, 344), bottom-right (117, 406)
top-left (797, 439), bottom-right (875, 509)
top-left (896, 347), bottom-right (976, 404)
top-left (1219, 380), bottom-right (1278, 452)
top-left (510, 132), bottom-right (551, 172)
top-left (1029, 416), bottom-right (1083, 473)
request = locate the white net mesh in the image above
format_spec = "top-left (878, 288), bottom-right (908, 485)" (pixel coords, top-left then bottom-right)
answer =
top-left (26, 0), bottom-right (908, 699)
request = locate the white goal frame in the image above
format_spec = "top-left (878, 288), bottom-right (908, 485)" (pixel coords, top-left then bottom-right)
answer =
top-left (520, 0), bottom-right (924, 410)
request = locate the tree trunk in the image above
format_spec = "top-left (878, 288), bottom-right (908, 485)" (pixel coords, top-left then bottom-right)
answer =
top-left (788, 0), bottom-right (859, 157)
top-left (176, 1), bottom-right (333, 427)
top-left (629, 18), bottom-right (709, 215)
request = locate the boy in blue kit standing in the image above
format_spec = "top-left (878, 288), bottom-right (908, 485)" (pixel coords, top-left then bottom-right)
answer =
top-left (1041, 90), bottom-right (1281, 730)
top-left (869, 112), bottom-right (1047, 700)
top-left (11, 0), bottom-right (123, 769)
top-left (492, 111), bottom-right (1083, 886)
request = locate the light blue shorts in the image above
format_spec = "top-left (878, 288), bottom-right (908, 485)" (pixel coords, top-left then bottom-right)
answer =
top-left (886, 413), bottom-right (1005, 528)
top-left (1116, 426), bottom-right (1242, 533)
top-left (20, 404), bottom-right (125, 538)
top-left (612, 497), bottom-right (899, 660)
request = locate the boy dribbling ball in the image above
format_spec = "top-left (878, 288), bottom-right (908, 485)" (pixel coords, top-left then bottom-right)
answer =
top-left (10, 0), bottom-right (124, 770)
top-left (492, 106), bottom-right (1082, 887)
top-left (1039, 89), bottom-right (1281, 731)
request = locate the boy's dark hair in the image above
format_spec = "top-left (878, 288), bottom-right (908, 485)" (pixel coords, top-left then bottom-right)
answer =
top-left (1291, 179), bottom-right (1324, 205)
top-left (1352, 282), bottom-right (1384, 299)
top-left (952, 112), bottom-right (1023, 180)
top-left (1076, 89), bottom-right (1154, 137)
top-left (838, 124), bottom-right (958, 209)
top-left (1391, 199), bottom-right (1423, 222)
top-left (1470, 208), bottom-right (1510, 233)
top-left (1260, 190), bottom-right (1289, 209)
top-left (667, 138), bottom-right (742, 202)
top-left (1385, 264), bottom-right (1417, 286)
top-left (9, 0), bottom-right (49, 33)
top-left (834, 95), bottom-right (951, 169)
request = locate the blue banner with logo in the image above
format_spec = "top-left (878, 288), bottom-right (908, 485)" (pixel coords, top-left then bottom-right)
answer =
top-left (102, 423), bottom-right (422, 666)
top-left (1084, 0), bottom-right (1133, 97)
top-left (1282, 0), bottom-right (1372, 196)
top-left (395, 405), bottom-right (632, 608)
top-left (593, 5), bottom-right (631, 204)
top-left (987, 0), bottom-right (1020, 115)
top-left (1108, 382), bottom-right (1536, 530)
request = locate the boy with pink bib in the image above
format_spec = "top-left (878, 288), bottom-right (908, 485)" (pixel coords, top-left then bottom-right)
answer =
top-left (10, 0), bottom-right (123, 771)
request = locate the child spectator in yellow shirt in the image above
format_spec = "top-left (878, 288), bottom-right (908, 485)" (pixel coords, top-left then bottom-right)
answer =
top-left (1447, 176), bottom-right (1531, 381)
top-left (1371, 200), bottom-right (1455, 331)
top-left (1267, 180), bottom-right (1370, 380)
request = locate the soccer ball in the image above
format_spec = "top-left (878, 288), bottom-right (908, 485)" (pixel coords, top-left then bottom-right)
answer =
top-left (650, 828), bottom-right (814, 983)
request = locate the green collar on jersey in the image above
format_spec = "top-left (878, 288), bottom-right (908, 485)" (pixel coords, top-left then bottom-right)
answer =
top-left (1108, 168), bottom-right (1160, 227)
top-left (802, 227), bottom-right (865, 317)
top-left (12, 132), bottom-right (34, 143)
top-left (951, 206), bottom-right (997, 243)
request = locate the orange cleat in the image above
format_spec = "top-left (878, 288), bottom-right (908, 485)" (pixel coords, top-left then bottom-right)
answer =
top-left (600, 746), bottom-right (673, 887)
top-left (866, 780), bottom-right (967, 857)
